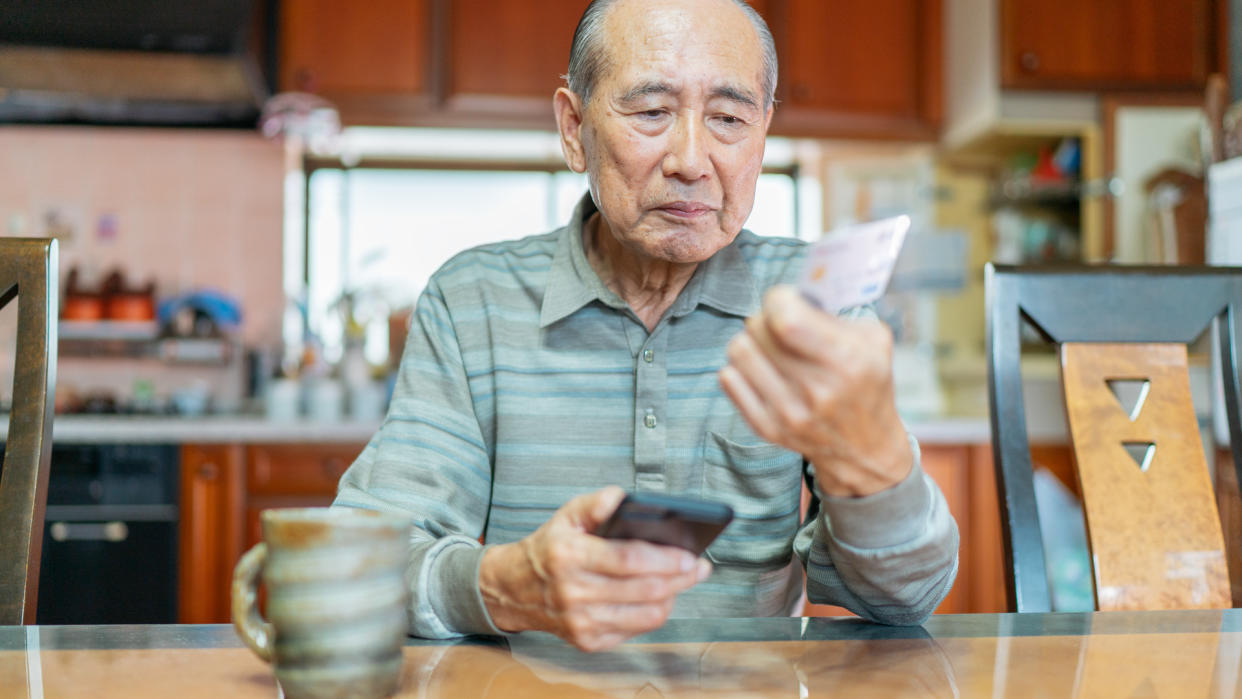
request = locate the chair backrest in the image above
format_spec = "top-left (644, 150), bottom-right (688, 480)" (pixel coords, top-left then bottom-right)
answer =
top-left (985, 263), bottom-right (1242, 613)
top-left (0, 238), bottom-right (58, 625)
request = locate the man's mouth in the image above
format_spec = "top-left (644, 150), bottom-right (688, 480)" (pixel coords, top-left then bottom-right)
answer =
top-left (654, 201), bottom-right (716, 218)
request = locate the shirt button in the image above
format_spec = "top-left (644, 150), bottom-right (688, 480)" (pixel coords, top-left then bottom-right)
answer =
top-left (643, 409), bottom-right (657, 429)
top-left (643, 348), bottom-right (654, 363)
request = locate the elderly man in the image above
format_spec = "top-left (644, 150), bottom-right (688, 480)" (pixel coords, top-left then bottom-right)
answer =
top-left (335, 0), bottom-right (958, 652)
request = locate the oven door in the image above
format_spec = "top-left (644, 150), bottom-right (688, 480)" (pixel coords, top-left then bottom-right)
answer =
top-left (37, 504), bottom-right (179, 624)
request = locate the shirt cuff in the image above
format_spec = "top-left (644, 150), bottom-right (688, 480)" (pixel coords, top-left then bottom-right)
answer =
top-left (819, 436), bottom-right (932, 550)
top-left (427, 542), bottom-right (505, 637)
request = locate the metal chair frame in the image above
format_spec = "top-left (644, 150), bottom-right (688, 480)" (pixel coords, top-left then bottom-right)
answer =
top-left (0, 238), bottom-right (57, 624)
top-left (985, 263), bottom-right (1242, 613)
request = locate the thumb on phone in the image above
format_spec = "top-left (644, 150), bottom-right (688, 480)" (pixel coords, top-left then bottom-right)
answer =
top-left (561, 485), bottom-right (627, 532)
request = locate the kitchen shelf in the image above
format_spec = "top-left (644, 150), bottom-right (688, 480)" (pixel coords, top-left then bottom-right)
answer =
top-left (60, 320), bottom-right (159, 341)
top-left (58, 322), bottom-right (235, 365)
top-left (987, 178), bottom-right (1118, 209)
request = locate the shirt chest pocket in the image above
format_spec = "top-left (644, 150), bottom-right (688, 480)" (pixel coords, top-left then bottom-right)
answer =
top-left (700, 431), bottom-right (803, 568)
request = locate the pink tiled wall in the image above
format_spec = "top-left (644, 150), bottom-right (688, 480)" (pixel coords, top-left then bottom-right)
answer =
top-left (0, 126), bottom-right (285, 345)
top-left (0, 127), bottom-right (285, 410)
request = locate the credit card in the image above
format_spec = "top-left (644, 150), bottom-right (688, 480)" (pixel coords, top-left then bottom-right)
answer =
top-left (797, 215), bottom-right (911, 313)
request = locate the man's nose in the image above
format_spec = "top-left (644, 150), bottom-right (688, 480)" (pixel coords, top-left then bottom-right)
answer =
top-left (662, 113), bottom-right (711, 182)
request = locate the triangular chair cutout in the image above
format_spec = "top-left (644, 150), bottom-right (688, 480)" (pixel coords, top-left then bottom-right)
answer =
top-left (1121, 441), bottom-right (1156, 472)
top-left (1106, 378), bottom-right (1151, 421)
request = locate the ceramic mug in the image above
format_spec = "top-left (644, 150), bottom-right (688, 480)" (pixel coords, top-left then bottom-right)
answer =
top-left (232, 508), bottom-right (413, 699)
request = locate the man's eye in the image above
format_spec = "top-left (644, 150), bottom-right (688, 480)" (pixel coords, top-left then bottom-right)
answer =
top-left (716, 115), bottom-right (743, 126)
top-left (639, 109), bottom-right (666, 119)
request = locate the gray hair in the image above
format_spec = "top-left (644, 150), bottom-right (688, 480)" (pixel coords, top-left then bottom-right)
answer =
top-left (566, 0), bottom-right (778, 109)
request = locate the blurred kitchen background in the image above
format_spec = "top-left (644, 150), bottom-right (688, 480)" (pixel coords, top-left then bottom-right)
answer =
top-left (2, 0), bottom-right (1242, 624)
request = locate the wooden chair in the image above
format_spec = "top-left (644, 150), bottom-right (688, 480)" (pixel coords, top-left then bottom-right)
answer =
top-left (0, 238), bottom-right (58, 625)
top-left (986, 263), bottom-right (1242, 613)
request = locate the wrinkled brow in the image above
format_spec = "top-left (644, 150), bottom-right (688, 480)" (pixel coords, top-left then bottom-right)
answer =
top-left (617, 81), bottom-right (760, 109)
top-left (711, 85), bottom-right (759, 109)
top-left (618, 81), bottom-right (675, 104)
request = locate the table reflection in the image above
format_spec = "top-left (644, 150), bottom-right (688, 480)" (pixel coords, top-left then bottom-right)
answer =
top-left (0, 612), bottom-right (1238, 697)
top-left (405, 620), bottom-right (959, 698)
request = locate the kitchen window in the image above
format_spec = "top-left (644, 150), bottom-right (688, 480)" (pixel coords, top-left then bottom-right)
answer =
top-left (298, 128), bottom-right (811, 366)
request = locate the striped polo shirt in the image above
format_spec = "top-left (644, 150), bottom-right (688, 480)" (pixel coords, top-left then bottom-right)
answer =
top-left (335, 195), bottom-right (958, 639)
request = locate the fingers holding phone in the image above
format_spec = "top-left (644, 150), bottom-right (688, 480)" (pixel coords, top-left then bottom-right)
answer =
top-left (478, 487), bottom-right (713, 652)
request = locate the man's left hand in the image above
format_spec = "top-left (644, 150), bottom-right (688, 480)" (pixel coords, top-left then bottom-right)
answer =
top-left (719, 285), bottom-right (912, 497)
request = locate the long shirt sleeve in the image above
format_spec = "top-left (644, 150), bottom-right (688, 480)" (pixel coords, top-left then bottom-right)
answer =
top-left (335, 280), bottom-right (502, 638)
top-left (794, 435), bottom-right (960, 625)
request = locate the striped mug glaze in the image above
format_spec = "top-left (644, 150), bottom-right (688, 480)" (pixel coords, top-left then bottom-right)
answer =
top-left (233, 507), bottom-right (412, 699)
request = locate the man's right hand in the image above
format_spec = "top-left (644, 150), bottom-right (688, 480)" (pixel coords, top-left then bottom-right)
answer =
top-left (478, 486), bottom-right (712, 652)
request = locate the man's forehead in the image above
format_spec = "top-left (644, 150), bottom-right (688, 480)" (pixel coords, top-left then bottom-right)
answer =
top-left (598, 0), bottom-right (765, 91)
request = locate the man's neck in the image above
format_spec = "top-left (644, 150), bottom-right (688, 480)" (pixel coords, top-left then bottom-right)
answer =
top-left (584, 213), bottom-right (699, 333)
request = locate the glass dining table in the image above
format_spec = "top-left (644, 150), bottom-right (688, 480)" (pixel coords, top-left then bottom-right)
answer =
top-left (2, 609), bottom-right (1240, 697)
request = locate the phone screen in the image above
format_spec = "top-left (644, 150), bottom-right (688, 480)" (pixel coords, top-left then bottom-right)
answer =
top-left (595, 493), bottom-right (733, 556)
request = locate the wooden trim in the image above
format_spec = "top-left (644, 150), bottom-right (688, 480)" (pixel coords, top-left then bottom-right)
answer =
top-left (998, 0), bottom-right (1018, 88)
top-left (919, 0), bottom-right (944, 132)
top-left (1100, 92), bottom-right (1204, 260)
top-left (427, 0), bottom-right (450, 106)
top-left (1216, 447), bottom-right (1242, 607)
top-left (1215, 0), bottom-right (1233, 84)
top-left (770, 106), bottom-right (938, 141)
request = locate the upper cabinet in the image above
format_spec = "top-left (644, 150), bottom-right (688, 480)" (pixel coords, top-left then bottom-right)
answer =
top-left (279, 0), bottom-right (941, 139)
top-left (764, 0), bottom-right (942, 139)
top-left (1000, 0), bottom-right (1221, 90)
top-left (444, 0), bottom-right (589, 126)
top-left (280, 0), bottom-right (433, 122)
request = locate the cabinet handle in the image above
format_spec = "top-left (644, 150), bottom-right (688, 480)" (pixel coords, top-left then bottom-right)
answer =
top-left (1020, 52), bottom-right (1041, 73)
top-left (295, 67), bottom-right (317, 92)
top-left (197, 463), bottom-right (219, 481)
top-left (49, 521), bottom-right (129, 543)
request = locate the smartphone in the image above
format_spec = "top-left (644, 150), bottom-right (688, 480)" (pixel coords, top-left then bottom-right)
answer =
top-left (595, 492), bottom-right (734, 556)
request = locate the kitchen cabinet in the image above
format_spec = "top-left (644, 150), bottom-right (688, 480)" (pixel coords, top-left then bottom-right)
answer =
top-left (443, 0), bottom-right (590, 126)
top-left (765, 0), bottom-right (943, 139)
top-left (1000, 0), bottom-right (1223, 90)
top-left (279, 0), bottom-right (941, 138)
top-left (178, 442), bottom-right (364, 624)
top-left (178, 444), bottom-right (245, 624)
top-left (244, 443), bottom-right (363, 546)
top-left (188, 437), bottom-right (1204, 621)
top-left (279, 0), bottom-right (434, 125)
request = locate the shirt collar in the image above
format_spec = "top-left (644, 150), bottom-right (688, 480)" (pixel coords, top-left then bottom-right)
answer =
top-left (539, 193), bottom-right (760, 328)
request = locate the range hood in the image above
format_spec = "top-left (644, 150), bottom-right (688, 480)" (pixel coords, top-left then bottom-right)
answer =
top-left (0, 0), bottom-right (269, 126)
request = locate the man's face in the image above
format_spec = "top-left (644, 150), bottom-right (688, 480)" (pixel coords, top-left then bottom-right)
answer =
top-left (563, 0), bottom-right (773, 265)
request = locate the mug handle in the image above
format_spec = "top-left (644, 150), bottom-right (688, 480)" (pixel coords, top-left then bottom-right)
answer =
top-left (232, 542), bottom-right (274, 662)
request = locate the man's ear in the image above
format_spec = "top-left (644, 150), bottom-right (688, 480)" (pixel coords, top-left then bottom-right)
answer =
top-left (762, 103), bottom-right (774, 134)
top-left (554, 87), bottom-right (588, 173)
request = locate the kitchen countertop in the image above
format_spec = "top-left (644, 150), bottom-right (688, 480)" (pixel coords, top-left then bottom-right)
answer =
top-left (0, 414), bottom-right (1053, 445)
top-left (2, 415), bottom-right (384, 444)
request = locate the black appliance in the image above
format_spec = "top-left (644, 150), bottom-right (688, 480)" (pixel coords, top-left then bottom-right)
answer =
top-left (0, 0), bottom-right (273, 126)
top-left (35, 444), bottom-right (180, 624)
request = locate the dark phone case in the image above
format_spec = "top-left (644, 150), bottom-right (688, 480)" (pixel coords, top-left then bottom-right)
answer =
top-left (595, 492), bottom-right (734, 555)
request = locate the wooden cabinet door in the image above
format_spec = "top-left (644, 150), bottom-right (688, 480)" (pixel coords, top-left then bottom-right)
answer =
top-left (280, 0), bottom-right (432, 122)
top-left (244, 443), bottom-right (367, 548)
top-left (917, 446), bottom-right (970, 614)
top-left (767, 0), bottom-right (942, 139)
top-left (444, 0), bottom-right (591, 127)
top-left (1001, 0), bottom-right (1214, 90)
top-left (178, 444), bottom-right (244, 624)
